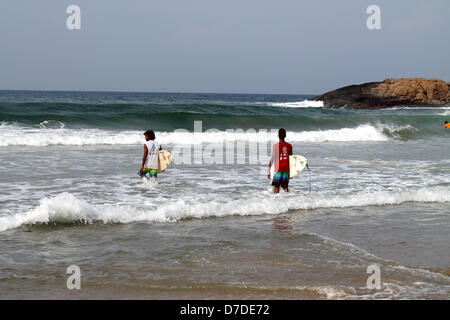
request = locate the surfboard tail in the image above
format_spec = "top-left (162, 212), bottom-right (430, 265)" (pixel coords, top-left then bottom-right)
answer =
top-left (158, 150), bottom-right (173, 173)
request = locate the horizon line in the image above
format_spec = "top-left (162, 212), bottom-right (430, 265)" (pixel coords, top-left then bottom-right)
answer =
top-left (0, 88), bottom-right (319, 96)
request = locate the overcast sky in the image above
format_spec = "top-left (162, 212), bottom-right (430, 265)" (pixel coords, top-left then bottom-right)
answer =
top-left (1, 0), bottom-right (449, 94)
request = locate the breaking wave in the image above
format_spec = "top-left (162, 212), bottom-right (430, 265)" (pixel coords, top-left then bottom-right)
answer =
top-left (0, 123), bottom-right (390, 146)
top-left (1, 186), bottom-right (448, 232)
top-left (268, 100), bottom-right (324, 108)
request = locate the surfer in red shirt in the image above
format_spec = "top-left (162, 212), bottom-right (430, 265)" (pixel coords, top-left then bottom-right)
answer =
top-left (268, 128), bottom-right (293, 193)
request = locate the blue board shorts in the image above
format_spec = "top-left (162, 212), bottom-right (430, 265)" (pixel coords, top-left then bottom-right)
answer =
top-left (139, 169), bottom-right (158, 178)
top-left (272, 172), bottom-right (289, 188)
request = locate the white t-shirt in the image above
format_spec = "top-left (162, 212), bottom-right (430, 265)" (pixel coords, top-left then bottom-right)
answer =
top-left (144, 140), bottom-right (161, 169)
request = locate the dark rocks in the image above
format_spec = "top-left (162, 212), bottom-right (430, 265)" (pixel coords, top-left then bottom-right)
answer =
top-left (313, 78), bottom-right (450, 109)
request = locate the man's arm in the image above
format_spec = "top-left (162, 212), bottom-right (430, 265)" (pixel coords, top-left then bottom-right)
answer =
top-left (268, 145), bottom-right (275, 167)
top-left (141, 144), bottom-right (148, 171)
top-left (268, 145), bottom-right (276, 179)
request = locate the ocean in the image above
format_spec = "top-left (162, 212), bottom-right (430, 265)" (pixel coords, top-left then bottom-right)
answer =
top-left (0, 90), bottom-right (449, 299)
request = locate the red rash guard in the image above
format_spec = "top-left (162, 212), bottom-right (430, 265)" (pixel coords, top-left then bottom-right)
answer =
top-left (272, 141), bottom-right (292, 172)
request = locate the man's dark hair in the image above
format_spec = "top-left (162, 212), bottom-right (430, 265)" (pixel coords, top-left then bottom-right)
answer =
top-left (144, 129), bottom-right (155, 140)
top-left (278, 128), bottom-right (286, 140)
top-left (446, 121), bottom-right (448, 124)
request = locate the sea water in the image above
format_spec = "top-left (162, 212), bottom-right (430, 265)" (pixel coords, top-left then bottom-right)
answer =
top-left (0, 90), bottom-right (449, 299)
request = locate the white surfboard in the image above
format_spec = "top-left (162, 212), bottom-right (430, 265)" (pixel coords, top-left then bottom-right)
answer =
top-left (269, 154), bottom-right (308, 179)
top-left (158, 150), bottom-right (173, 173)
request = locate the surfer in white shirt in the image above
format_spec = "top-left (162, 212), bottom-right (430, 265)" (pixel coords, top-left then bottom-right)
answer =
top-left (139, 130), bottom-right (162, 179)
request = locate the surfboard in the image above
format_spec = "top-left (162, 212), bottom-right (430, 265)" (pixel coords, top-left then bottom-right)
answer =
top-left (158, 150), bottom-right (173, 173)
top-left (269, 154), bottom-right (308, 179)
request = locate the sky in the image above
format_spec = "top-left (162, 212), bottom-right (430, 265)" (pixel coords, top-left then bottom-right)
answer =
top-left (0, 0), bottom-right (449, 94)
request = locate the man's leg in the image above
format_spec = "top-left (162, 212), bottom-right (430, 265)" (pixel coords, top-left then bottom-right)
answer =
top-left (148, 169), bottom-right (158, 179)
top-left (138, 170), bottom-right (147, 177)
top-left (273, 172), bottom-right (281, 193)
top-left (281, 173), bottom-right (289, 192)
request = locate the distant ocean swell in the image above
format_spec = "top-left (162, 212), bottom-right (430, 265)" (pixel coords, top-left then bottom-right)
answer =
top-left (1, 94), bottom-right (449, 147)
top-left (0, 99), bottom-right (448, 133)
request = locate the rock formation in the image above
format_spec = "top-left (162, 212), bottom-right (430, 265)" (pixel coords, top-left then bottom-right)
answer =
top-left (313, 78), bottom-right (450, 109)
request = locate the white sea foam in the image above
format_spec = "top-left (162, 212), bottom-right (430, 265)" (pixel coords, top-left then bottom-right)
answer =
top-left (0, 123), bottom-right (389, 146)
top-left (287, 124), bottom-right (388, 142)
top-left (269, 100), bottom-right (324, 108)
top-left (1, 186), bottom-right (448, 232)
top-left (385, 106), bottom-right (450, 111)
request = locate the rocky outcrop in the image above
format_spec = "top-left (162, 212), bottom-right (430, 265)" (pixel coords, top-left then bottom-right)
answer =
top-left (313, 78), bottom-right (450, 109)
